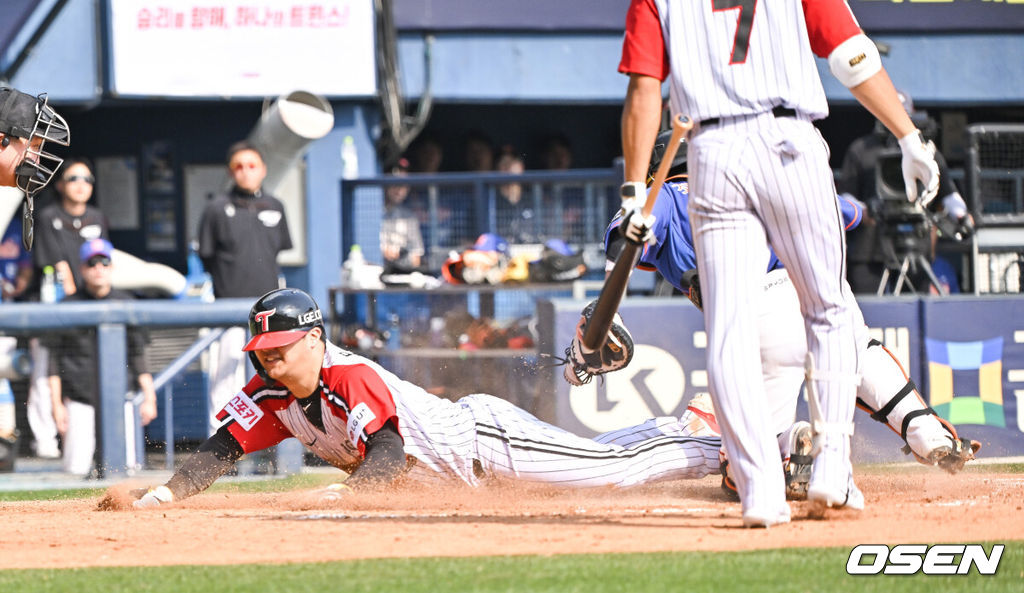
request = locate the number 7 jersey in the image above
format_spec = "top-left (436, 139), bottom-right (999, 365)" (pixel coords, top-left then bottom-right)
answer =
top-left (626, 0), bottom-right (864, 122)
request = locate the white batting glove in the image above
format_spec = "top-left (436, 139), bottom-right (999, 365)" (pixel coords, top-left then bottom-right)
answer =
top-left (897, 130), bottom-right (940, 207)
top-left (133, 485), bottom-right (174, 509)
top-left (620, 198), bottom-right (657, 245)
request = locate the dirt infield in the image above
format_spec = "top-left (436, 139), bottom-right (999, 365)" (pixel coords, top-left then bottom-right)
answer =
top-left (2, 468), bottom-right (1021, 569)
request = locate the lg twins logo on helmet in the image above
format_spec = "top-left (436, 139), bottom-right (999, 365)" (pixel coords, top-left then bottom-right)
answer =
top-left (298, 310), bottom-right (322, 325)
top-left (254, 308), bottom-right (277, 332)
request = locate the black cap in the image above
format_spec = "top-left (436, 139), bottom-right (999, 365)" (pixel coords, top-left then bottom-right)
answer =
top-left (0, 88), bottom-right (68, 142)
top-left (243, 288), bottom-right (324, 351)
top-left (648, 129), bottom-right (687, 180)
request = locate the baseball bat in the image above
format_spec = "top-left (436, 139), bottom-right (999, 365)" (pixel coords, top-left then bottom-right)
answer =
top-left (581, 114), bottom-right (693, 352)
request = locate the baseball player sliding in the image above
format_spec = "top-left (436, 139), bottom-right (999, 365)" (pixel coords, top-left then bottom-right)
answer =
top-left (618, 0), bottom-right (942, 526)
top-left (129, 288), bottom-right (723, 508)
top-left (563, 132), bottom-right (979, 501)
top-left (0, 87), bottom-right (70, 249)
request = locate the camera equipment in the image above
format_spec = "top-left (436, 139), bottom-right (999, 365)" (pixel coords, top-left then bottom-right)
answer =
top-left (872, 150), bottom-right (948, 295)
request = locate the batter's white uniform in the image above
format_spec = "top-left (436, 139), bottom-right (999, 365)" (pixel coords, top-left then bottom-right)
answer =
top-left (218, 341), bottom-right (721, 489)
top-left (622, 0), bottom-right (870, 522)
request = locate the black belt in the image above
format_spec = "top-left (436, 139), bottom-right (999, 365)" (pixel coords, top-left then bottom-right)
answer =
top-left (699, 106), bottom-right (797, 129)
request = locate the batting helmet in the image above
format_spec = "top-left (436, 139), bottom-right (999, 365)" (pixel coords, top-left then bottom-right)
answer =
top-left (647, 128), bottom-right (687, 181)
top-left (243, 288), bottom-right (324, 352)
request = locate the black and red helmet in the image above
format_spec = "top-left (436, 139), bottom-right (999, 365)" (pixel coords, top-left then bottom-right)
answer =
top-left (243, 288), bottom-right (324, 351)
top-left (647, 128), bottom-right (687, 181)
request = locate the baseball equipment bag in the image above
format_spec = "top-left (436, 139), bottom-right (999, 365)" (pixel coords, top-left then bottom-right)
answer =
top-left (528, 239), bottom-right (586, 282)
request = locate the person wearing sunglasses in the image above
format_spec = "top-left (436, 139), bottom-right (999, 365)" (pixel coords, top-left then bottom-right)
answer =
top-left (24, 158), bottom-right (109, 461)
top-left (47, 238), bottom-right (157, 477)
top-left (197, 140), bottom-right (292, 436)
top-left (33, 157), bottom-right (110, 298)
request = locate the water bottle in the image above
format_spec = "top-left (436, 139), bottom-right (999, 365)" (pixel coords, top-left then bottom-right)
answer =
top-left (429, 317), bottom-right (446, 348)
top-left (54, 269), bottom-right (66, 302)
top-left (341, 244), bottom-right (366, 287)
top-left (387, 313), bottom-right (402, 350)
top-left (341, 135), bottom-right (359, 180)
top-left (40, 266), bottom-right (57, 304)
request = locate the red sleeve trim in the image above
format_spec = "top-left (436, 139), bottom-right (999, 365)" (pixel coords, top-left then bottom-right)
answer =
top-left (324, 364), bottom-right (401, 454)
top-left (222, 379), bottom-right (292, 453)
top-left (619, 0), bottom-right (669, 81)
top-left (802, 0), bottom-right (863, 58)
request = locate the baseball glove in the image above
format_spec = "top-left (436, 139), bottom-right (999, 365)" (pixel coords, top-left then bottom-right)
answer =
top-left (680, 268), bottom-right (702, 311)
top-left (559, 300), bottom-right (635, 386)
top-left (930, 437), bottom-right (982, 474)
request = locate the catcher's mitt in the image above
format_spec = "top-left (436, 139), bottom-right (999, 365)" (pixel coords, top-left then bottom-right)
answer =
top-left (927, 437), bottom-right (981, 474)
top-left (680, 268), bottom-right (702, 311)
top-left (559, 300), bottom-right (635, 386)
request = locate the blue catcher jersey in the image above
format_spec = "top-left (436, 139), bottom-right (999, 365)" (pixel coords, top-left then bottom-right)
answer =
top-left (604, 176), bottom-right (863, 292)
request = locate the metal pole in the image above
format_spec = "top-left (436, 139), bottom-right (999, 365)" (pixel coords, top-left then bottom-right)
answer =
top-left (164, 384), bottom-right (174, 471)
top-left (97, 323), bottom-right (128, 476)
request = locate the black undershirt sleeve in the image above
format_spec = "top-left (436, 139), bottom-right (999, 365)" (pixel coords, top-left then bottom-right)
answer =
top-left (165, 426), bottom-right (245, 500)
top-left (345, 421), bottom-right (406, 490)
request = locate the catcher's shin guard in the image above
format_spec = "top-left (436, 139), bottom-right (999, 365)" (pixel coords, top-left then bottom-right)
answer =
top-left (858, 340), bottom-right (980, 472)
top-left (783, 422), bottom-right (813, 500)
top-left (718, 454), bottom-right (739, 501)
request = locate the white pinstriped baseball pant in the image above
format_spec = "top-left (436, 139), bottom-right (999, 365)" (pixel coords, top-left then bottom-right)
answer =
top-left (687, 111), bottom-right (863, 519)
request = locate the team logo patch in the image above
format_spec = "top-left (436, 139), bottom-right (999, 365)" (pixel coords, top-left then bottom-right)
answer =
top-left (347, 402), bottom-right (377, 446)
top-left (254, 308), bottom-right (277, 332)
top-left (258, 210), bottom-right (282, 227)
top-left (224, 391), bottom-right (264, 431)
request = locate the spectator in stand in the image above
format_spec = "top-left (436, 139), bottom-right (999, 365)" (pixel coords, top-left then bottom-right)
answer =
top-left (29, 158), bottom-right (109, 460)
top-left (48, 238), bottom-right (157, 477)
top-left (0, 216), bottom-right (32, 302)
top-left (494, 146), bottom-right (535, 243)
top-left (0, 216), bottom-right (32, 469)
top-left (409, 133), bottom-right (444, 174)
top-left (463, 131), bottom-right (495, 172)
top-left (540, 134), bottom-right (573, 171)
top-left (538, 133), bottom-right (583, 241)
top-left (380, 157), bottom-right (426, 273)
top-left (33, 158), bottom-right (109, 296)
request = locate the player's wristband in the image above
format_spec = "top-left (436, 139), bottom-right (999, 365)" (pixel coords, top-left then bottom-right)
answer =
top-left (620, 181), bottom-right (647, 208)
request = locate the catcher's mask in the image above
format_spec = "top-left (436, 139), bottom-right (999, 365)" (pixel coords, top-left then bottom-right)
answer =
top-left (244, 288), bottom-right (325, 382)
top-left (647, 128), bottom-right (687, 183)
top-left (0, 89), bottom-right (70, 196)
top-left (0, 88), bottom-right (71, 249)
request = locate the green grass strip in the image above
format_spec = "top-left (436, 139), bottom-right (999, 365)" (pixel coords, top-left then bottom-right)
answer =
top-left (0, 543), bottom-right (1020, 593)
top-left (0, 473), bottom-right (339, 502)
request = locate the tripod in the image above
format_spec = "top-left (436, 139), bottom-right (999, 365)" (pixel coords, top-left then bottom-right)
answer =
top-left (875, 228), bottom-right (948, 296)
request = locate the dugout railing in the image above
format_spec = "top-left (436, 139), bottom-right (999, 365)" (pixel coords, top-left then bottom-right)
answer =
top-left (0, 299), bottom-right (309, 477)
top-left (341, 168), bottom-right (624, 272)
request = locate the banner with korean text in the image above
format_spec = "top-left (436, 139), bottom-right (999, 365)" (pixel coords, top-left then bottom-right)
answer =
top-left (108, 0), bottom-right (375, 98)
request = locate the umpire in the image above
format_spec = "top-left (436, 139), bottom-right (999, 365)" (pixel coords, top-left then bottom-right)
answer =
top-left (0, 87), bottom-right (70, 249)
